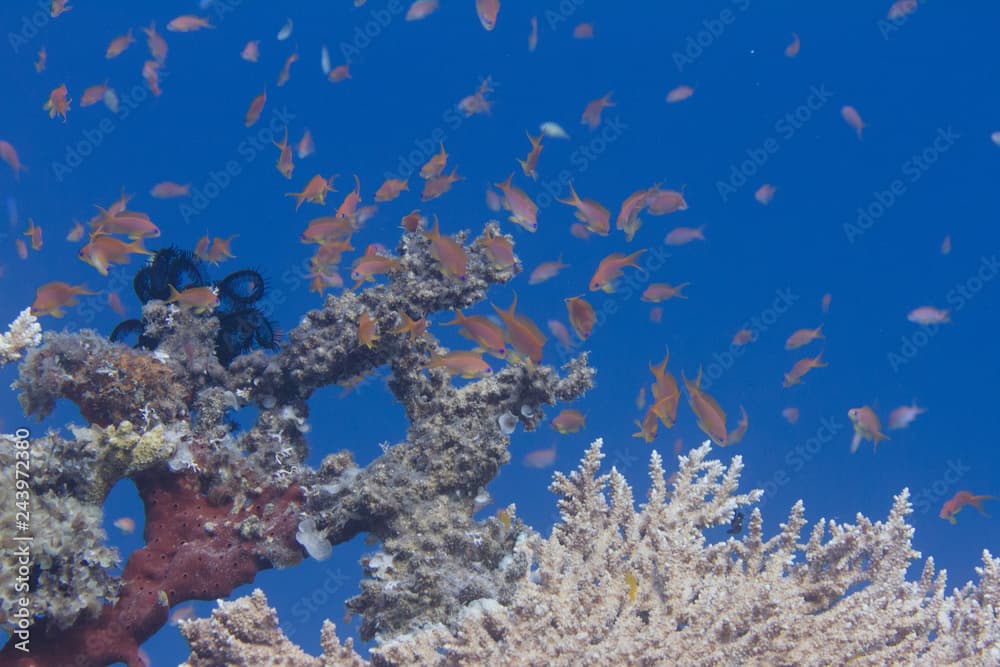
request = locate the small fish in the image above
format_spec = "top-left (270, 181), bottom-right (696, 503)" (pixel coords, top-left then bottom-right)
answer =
top-left (143, 22), bottom-right (168, 63)
top-left (287, 174), bottom-right (337, 210)
top-left (480, 227), bottom-right (516, 268)
top-left (0, 141), bottom-right (25, 179)
top-left (392, 311), bottom-right (429, 341)
top-left (142, 60), bottom-right (162, 96)
top-left (528, 255), bottom-right (569, 284)
top-left (547, 319), bottom-right (572, 349)
top-left (666, 85), bottom-right (694, 103)
top-left (113, 517), bottom-right (136, 534)
top-left (245, 89), bottom-right (267, 127)
top-left (169, 605), bottom-right (196, 626)
top-left (24, 218), bottom-right (42, 250)
top-left (375, 178), bottom-right (408, 202)
top-left (320, 45), bottom-right (331, 74)
top-left (754, 184), bottom-right (776, 205)
top-left (423, 216), bottom-right (468, 281)
top-left (784, 33), bottom-right (800, 57)
top-left (565, 296), bottom-right (596, 340)
top-left (940, 235), bottom-right (952, 255)
top-left (540, 121), bottom-right (569, 140)
top-left (782, 351), bottom-right (827, 388)
top-left (406, 0), bottom-right (439, 21)
top-left (494, 173), bottom-right (538, 232)
top-left (150, 182), bottom-right (190, 198)
top-left (31, 281), bottom-right (97, 317)
top-left (528, 16), bottom-right (539, 52)
top-left (821, 292), bottom-right (832, 313)
top-left (683, 367), bottom-right (728, 446)
top-left (939, 491), bottom-right (994, 524)
top-left (205, 235), bottom-right (237, 264)
top-left (557, 182), bottom-right (610, 235)
top-left (103, 88), bottom-right (120, 112)
top-left (581, 92), bottom-right (614, 130)
top-left (888, 0), bottom-right (918, 19)
top-left (589, 250), bottom-right (646, 293)
top-left (277, 18), bottom-right (293, 41)
top-left (551, 409), bottom-right (585, 434)
top-left (887, 401), bottom-right (926, 430)
top-left (458, 78), bottom-right (493, 117)
top-left (241, 40), bottom-right (260, 62)
top-left (277, 52), bottom-right (299, 87)
top-left (781, 407), bottom-right (799, 424)
top-left (44, 84), bottom-right (71, 122)
top-left (784, 325), bottom-right (824, 350)
top-left (296, 129), bottom-right (315, 158)
top-left (50, 0), bottom-right (72, 18)
top-left (732, 329), bottom-right (753, 346)
top-left (166, 285), bottom-right (219, 313)
top-left (907, 306), bottom-right (949, 325)
top-left (523, 445), bottom-right (556, 468)
top-left (492, 292), bottom-right (546, 363)
top-left (841, 105), bottom-right (865, 140)
top-left (106, 29), bottom-right (135, 58)
top-left (573, 23), bottom-right (594, 39)
top-left (81, 82), bottom-right (109, 107)
top-left (644, 186), bottom-right (687, 216)
top-left (421, 169), bottom-right (463, 201)
top-left (167, 15), bottom-right (213, 32)
top-left (726, 406), bottom-right (749, 446)
top-left (357, 311), bottom-right (379, 349)
top-left (664, 225), bottom-right (706, 246)
top-left (66, 221), bottom-right (86, 242)
top-left (443, 309), bottom-right (505, 358)
top-left (475, 0), bottom-right (500, 31)
top-left (641, 282), bottom-right (690, 303)
top-left (517, 132), bottom-right (544, 180)
top-left (108, 292), bottom-right (126, 316)
top-left (273, 128), bottom-right (294, 179)
top-left (420, 143), bottom-right (448, 179)
top-left (425, 350), bottom-right (492, 378)
top-left (848, 406), bottom-right (889, 453)
top-left (79, 236), bottom-right (153, 275)
top-left (328, 64), bottom-right (351, 83)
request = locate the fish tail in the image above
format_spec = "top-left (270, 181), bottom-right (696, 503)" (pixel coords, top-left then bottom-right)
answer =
top-left (623, 249), bottom-right (647, 267)
top-left (166, 284), bottom-right (181, 303)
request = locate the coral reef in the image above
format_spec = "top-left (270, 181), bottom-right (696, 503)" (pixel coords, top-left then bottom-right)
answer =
top-left (1, 222), bottom-right (595, 667)
top-left (0, 308), bottom-right (41, 365)
top-left (184, 440), bottom-right (1000, 667)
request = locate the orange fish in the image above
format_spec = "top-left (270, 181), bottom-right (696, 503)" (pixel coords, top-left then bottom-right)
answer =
top-left (732, 329), bottom-right (753, 346)
top-left (644, 185), bottom-right (688, 216)
top-left (648, 348), bottom-right (679, 427)
top-left (81, 82), bottom-right (109, 107)
top-left (50, 0), bottom-right (71, 18)
top-left (277, 52), bottom-right (299, 86)
top-left (517, 132), bottom-right (544, 180)
top-left (785, 32), bottom-right (800, 58)
top-left (420, 143), bottom-right (448, 179)
top-left (565, 296), bottom-right (596, 340)
top-left (15, 238), bottom-right (28, 260)
top-left (841, 105), bottom-right (865, 139)
top-left (350, 249), bottom-right (399, 285)
top-left (754, 184), bottom-right (776, 205)
top-left (581, 92), bottom-right (614, 130)
top-left (569, 223), bottom-right (591, 240)
top-left (666, 85), bottom-right (694, 103)
top-left (523, 444), bottom-right (556, 468)
top-left (683, 367), bottom-right (728, 446)
top-left (375, 178), bottom-right (408, 202)
top-left (241, 40), bottom-right (260, 62)
top-left (44, 84), bottom-right (71, 121)
top-left (392, 311), bottom-right (429, 341)
top-left (633, 408), bottom-right (659, 443)
top-left (783, 351), bottom-right (827, 387)
top-left (615, 188), bottom-right (649, 241)
top-left (328, 64), bottom-right (351, 83)
top-left (725, 406), bottom-right (749, 446)
top-left (557, 182), bottom-right (610, 235)
top-left (273, 128), bottom-right (294, 179)
top-left (167, 15), bottom-right (213, 32)
top-left (664, 225), bottom-right (706, 246)
top-left (480, 227), bottom-right (516, 268)
top-left (406, 0), bottom-right (439, 21)
top-left (547, 319), bottom-right (572, 349)
top-left (106, 29), bottom-right (135, 58)
top-left (424, 216), bottom-right (468, 281)
top-left (142, 60), bottom-right (162, 96)
top-left (551, 409), bottom-right (585, 434)
top-left (0, 140), bottom-right (25, 179)
top-left (641, 282), bottom-right (689, 302)
top-left (205, 235), bottom-right (237, 264)
top-left (78, 236), bottom-right (153, 275)
top-left (287, 174), bottom-right (337, 210)
top-left (31, 281), bottom-right (97, 317)
top-left (821, 292), bottom-right (832, 313)
top-left (888, 0), bottom-right (918, 19)
top-left (848, 406), bottom-right (889, 453)
top-left (528, 256), bottom-right (569, 284)
top-left (108, 291), bottom-right (126, 316)
top-left (113, 517), bottom-right (136, 534)
top-left (492, 292), bottom-right (546, 363)
top-left (443, 309), bottom-right (506, 358)
top-left (494, 173), bottom-right (538, 232)
top-left (245, 89), bottom-right (267, 127)
top-left (194, 234), bottom-right (210, 260)
top-left (782, 407), bottom-right (799, 424)
top-left (400, 209), bottom-right (425, 233)
top-left (421, 169), bottom-right (463, 201)
top-left (589, 250), bottom-right (646, 293)
top-left (940, 235), bottom-right (952, 255)
top-left (784, 325), bottom-right (824, 350)
top-left (476, 0), bottom-right (500, 31)
top-left (358, 311), bottom-right (379, 349)
top-left (66, 221), bottom-right (86, 242)
top-left (425, 350), bottom-right (492, 378)
top-left (939, 491), bottom-right (994, 524)
top-left (150, 181), bottom-right (190, 198)
top-left (35, 48), bottom-right (46, 72)
top-left (24, 219), bottom-right (42, 251)
top-left (296, 129), bottom-right (315, 158)
top-left (573, 23), bottom-right (594, 39)
top-left (91, 209), bottom-right (160, 239)
top-left (143, 22), bottom-right (168, 63)
top-left (166, 285), bottom-right (219, 313)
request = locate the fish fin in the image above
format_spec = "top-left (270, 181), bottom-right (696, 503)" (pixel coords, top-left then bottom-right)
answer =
top-left (850, 432), bottom-right (862, 454)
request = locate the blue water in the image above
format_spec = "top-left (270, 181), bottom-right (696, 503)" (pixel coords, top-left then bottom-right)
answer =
top-left (1, 0), bottom-right (998, 663)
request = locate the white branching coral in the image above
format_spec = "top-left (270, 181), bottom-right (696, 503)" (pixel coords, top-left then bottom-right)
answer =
top-left (0, 308), bottom-right (41, 365)
top-left (183, 439), bottom-right (1000, 666)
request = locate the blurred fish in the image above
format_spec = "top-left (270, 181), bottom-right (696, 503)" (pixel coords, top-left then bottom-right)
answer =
top-left (328, 64), bottom-right (351, 83)
top-left (887, 401), bottom-right (926, 430)
top-left (150, 182), bottom-right (190, 198)
top-left (641, 283), bottom-right (689, 303)
top-left (666, 85), bottom-right (694, 103)
top-left (167, 16), bottom-right (213, 32)
top-left (375, 178), bottom-right (408, 202)
top-left (241, 40), bottom-right (260, 62)
top-left (784, 325), bottom-right (824, 350)
top-left (528, 16), bottom-right (538, 52)
top-left (425, 350), bottom-right (492, 378)
top-left (664, 225), bottom-right (705, 246)
top-left (320, 45), bottom-right (331, 74)
top-left (277, 18), bottom-right (293, 40)
top-left (81, 82), bottom-right (109, 107)
top-left (406, 0), bottom-right (439, 21)
top-left (573, 23), bottom-right (593, 39)
top-left (539, 121), bottom-right (569, 139)
top-left (113, 517), bottom-right (135, 534)
top-left (848, 406), bottom-right (889, 453)
top-left (296, 129), bottom-right (315, 158)
top-left (443, 309), bottom-right (505, 358)
top-left (0, 141), bottom-right (25, 179)
top-left (529, 256), bottom-right (569, 285)
top-left (785, 32), bottom-right (800, 57)
top-left (245, 89), bottom-right (267, 127)
top-left (841, 105), bottom-right (865, 139)
top-left (517, 132), bottom-right (543, 180)
top-left (565, 296), bottom-right (595, 339)
top-left (783, 351), bottom-right (827, 387)
top-left (44, 84), bottom-right (71, 121)
top-left (581, 92), bottom-right (614, 130)
top-left (821, 292), bottom-right (832, 313)
top-left (106, 29), bottom-right (134, 58)
top-left (277, 52), bottom-right (298, 86)
top-left (781, 407), bottom-right (799, 424)
top-left (35, 47), bottom-right (46, 72)
top-left (143, 23), bottom-right (168, 63)
top-left (523, 445), bottom-right (556, 468)
top-left (551, 409), bottom-right (585, 434)
top-left (939, 491), bottom-right (994, 524)
top-left (907, 306), bottom-right (949, 325)
top-left (476, 0), bottom-right (499, 31)
top-left (755, 184), bottom-right (776, 205)
top-left (31, 281), bottom-right (97, 317)
top-left (166, 285), bottom-right (219, 313)
top-left (941, 235), bottom-right (952, 255)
